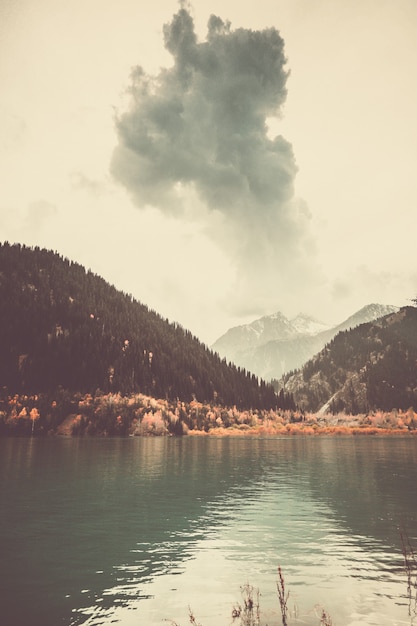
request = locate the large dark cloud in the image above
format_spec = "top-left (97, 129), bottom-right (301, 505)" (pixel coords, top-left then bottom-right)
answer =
top-left (111, 4), bottom-right (317, 308)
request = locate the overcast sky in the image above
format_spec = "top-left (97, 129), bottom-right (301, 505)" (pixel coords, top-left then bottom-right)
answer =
top-left (1, 0), bottom-right (416, 344)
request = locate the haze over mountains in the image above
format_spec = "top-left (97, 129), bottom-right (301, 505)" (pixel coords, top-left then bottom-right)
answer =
top-left (212, 304), bottom-right (399, 381)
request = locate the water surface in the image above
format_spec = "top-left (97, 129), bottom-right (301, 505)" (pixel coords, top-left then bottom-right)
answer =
top-left (1, 436), bottom-right (416, 626)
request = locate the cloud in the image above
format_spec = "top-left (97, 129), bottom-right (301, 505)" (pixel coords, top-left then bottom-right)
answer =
top-left (111, 4), bottom-right (318, 312)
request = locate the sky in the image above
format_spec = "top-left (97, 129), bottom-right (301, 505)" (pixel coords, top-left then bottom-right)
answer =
top-left (1, 0), bottom-right (416, 345)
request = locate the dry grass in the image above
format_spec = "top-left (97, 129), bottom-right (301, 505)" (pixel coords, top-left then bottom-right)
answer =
top-left (170, 567), bottom-right (332, 626)
top-left (319, 608), bottom-right (333, 626)
top-left (232, 584), bottom-right (261, 626)
top-left (401, 528), bottom-right (417, 621)
top-left (277, 566), bottom-right (290, 626)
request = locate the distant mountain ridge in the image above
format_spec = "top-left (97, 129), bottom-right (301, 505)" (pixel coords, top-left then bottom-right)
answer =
top-left (278, 306), bottom-right (417, 414)
top-left (212, 304), bottom-right (399, 380)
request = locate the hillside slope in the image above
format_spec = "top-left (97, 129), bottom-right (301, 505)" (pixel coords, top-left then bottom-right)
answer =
top-left (0, 243), bottom-right (277, 410)
top-left (279, 306), bottom-right (417, 413)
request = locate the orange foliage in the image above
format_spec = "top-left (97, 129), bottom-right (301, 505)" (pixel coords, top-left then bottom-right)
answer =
top-left (30, 408), bottom-right (40, 421)
top-left (2, 389), bottom-right (417, 437)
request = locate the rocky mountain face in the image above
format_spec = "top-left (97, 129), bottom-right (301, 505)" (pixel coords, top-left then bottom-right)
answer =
top-left (212, 304), bottom-right (399, 381)
top-left (278, 306), bottom-right (417, 414)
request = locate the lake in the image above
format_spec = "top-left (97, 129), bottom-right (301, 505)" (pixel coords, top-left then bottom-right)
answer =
top-left (1, 436), bottom-right (417, 626)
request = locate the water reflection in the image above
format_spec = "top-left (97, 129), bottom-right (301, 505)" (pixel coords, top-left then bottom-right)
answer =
top-left (0, 436), bottom-right (416, 626)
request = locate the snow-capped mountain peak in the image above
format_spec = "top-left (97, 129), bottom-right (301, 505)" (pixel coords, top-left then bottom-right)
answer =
top-left (333, 303), bottom-right (399, 333)
top-left (211, 310), bottom-right (295, 359)
top-left (211, 303), bottom-right (401, 381)
top-left (290, 313), bottom-right (330, 336)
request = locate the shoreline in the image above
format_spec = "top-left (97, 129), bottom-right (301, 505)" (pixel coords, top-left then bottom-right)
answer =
top-left (2, 390), bottom-right (417, 437)
top-left (185, 425), bottom-right (417, 437)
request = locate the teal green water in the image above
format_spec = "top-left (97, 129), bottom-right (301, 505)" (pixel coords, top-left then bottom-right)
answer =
top-left (1, 436), bottom-right (417, 626)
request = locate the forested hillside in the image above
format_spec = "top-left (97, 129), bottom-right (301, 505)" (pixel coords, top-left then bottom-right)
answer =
top-left (0, 243), bottom-right (279, 410)
top-left (280, 306), bottom-right (417, 414)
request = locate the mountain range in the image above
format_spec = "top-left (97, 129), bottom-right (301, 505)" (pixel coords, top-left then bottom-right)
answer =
top-left (211, 304), bottom-right (399, 381)
top-left (1, 242), bottom-right (415, 425)
top-left (278, 306), bottom-right (417, 414)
